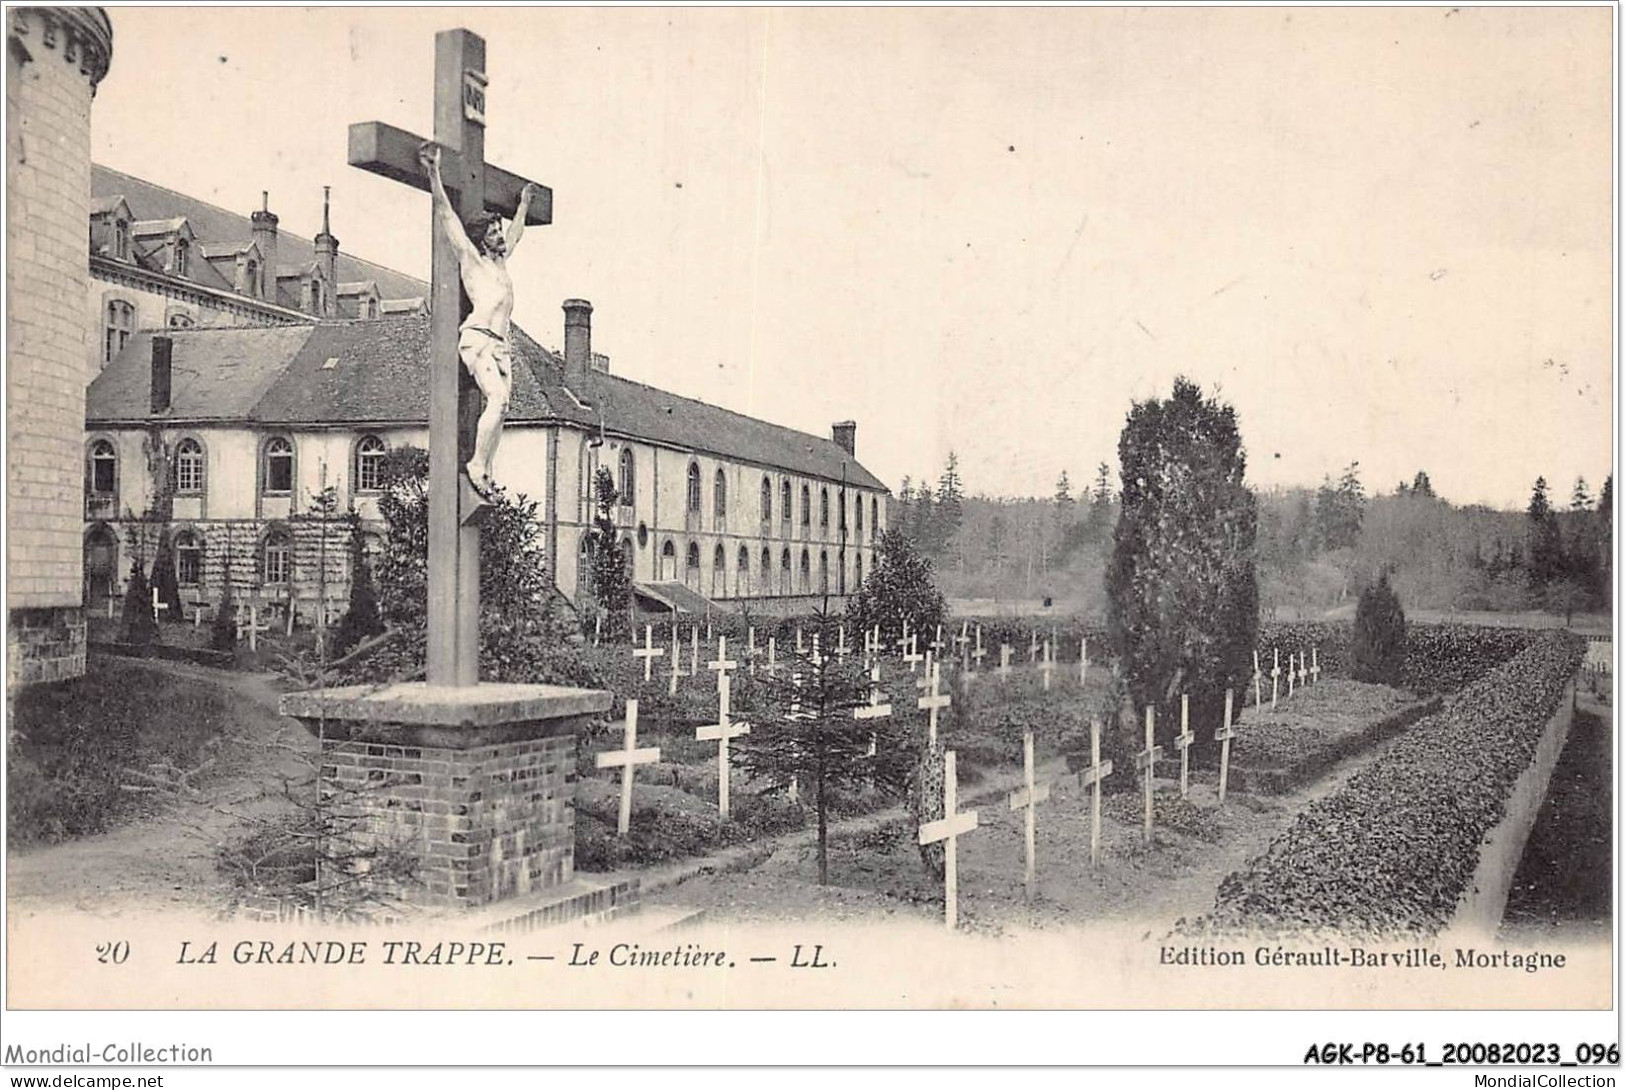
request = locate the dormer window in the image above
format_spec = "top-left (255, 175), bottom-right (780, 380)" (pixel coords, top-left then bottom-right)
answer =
top-left (112, 219), bottom-right (130, 261)
top-left (309, 279), bottom-right (325, 315)
top-left (173, 237), bottom-right (189, 276)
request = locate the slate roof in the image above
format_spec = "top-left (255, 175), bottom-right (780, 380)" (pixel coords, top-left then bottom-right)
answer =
top-left (91, 165), bottom-right (427, 303)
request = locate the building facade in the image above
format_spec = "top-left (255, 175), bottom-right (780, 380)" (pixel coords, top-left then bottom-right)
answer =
top-left (8, 7), bottom-right (114, 687)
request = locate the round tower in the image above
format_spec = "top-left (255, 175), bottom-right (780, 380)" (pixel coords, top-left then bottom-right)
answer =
top-left (7, 7), bottom-right (113, 687)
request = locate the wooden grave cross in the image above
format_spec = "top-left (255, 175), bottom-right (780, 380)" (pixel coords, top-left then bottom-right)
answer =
top-left (954, 621), bottom-right (970, 660)
top-left (1299, 652), bottom-right (1309, 686)
top-left (690, 625), bottom-right (701, 676)
top-left (1135, 706), bottom-right (1163, 843)
top-left (795, 627), bottom-right (807, 654)
top-left (1310, 647), bottom-right (1320, 685)
top-left (1082, 718), bottom-right (1114, 866)
top-left (695, 673), bottom-right (750, 818)
top-left (191, 600), bottom-right (209, 629)
top-left (1040, 640), bottom-right (1055, 691)
top-left (151, 586), bottom-right (169, 621)
top-left (1252, 649), bottom-right (1263, 709)
top-left (835, 625), bottom-right (849, 661)
top-left (916, 649), bottom-right (934, 691)
top-left (918, 661), bottom-right (951, 747)
top-left (931, 624), bottom-right (946, 658)
top-left (596, 699), bottom-right (660, 836)
top-left (236, 604), bottom-right (271, 651)
top-left (1008, 730), bottom-right (1051, 899)
top-left (863, 626), bottom-right (881, 668)
top-left (706, 636), bottom-right (738, 686)
top-left (903, 634), bottom-right (924, 674)
top-left (853, 663), bottom-right (893, 758)
top-left (747, 626), bottom-right (757, 676)
top-left (998, 644), bottom-right (1013, 680)
top-left (1287, 651), bottom-right (1296, 698)
top-left (1270, 648), bottom-right (1281, 710)
top-left (667, 624), bottom-right (684, 695)
top-left (918, 749), bottom-right (978, 930)
top-left (347, 27), bottom-right (552, 686)
top-left (895, 619), bottom-right (911, 660)
top-left (1029, 629), bottom-right (1040, 663)
top-left (1079, 636), bottom-right (1089, 686)
top-left (766, 635), bottom-right (778, 675)
top-left (970, 626), bottom-right (987, 675)
top-left (1215, 689), bottom-right (1237, 805)
top-left (633, 624), bottom-right (666, 682)
top-left (1174, 693), bottom-right (1196, 798)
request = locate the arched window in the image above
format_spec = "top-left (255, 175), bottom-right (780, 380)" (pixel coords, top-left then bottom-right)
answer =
top-left (780, 480), bottom-right (792, 528)
top-left (760, 476), bottom-right (773, 528)
top-left (166, 310), bottom-right (194, 329)
top-left (838, 489), bottom-right (848, 536)
top-left (780, 548), bottom-right (792, 595)
top-left (800, 485), bottom-right (811, 533)
top-left (871, 498), bottom-right (879, 541)
top-left (88, 439), bottom-right (117, 495)
top-left (262, 530), bottom-right (292, 586)
top-left (685, 542), bottom-right (701, 589)
top-left (760, 547), bottom-right (772, 595)
top-left (735, 546), bottom-right (750, 597)
top-left (686, 462), bottom-right (702, 513)
top-left (174, 531), bottom-right (202, 586)
top-left (175, 438), bottom-right (205, 494)
top-left (799, 549), bottom-right (811, 593)
top-left (713, 468), bottom-right (727, 530)
top-left (355, 435), bottom-right (386, 492)
top-left (820, 550), bottom-right (830, 594)
top-left (711, 544), bottom-right (726, 597)
top-left (820, 488), bottom-right (830, 536)
top-left (660, 539), bottom-right (677, 582)
top-left (262, 436), bottom-right (295, 494)
top-left (855, 493), bottom-right (865, 538)
top-left (618, 448), bottom-right (635, 508)
top-left (854, 553), bottom-right (864, 590)
top-left (103, 299), bottom-right (134, 364)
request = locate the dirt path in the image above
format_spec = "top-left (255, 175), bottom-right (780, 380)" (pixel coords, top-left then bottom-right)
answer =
top-left (6, 658), bottom-right (311, 919)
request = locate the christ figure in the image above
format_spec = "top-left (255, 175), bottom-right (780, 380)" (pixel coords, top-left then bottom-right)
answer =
top-left (419, 142), bottom-right (541, 499)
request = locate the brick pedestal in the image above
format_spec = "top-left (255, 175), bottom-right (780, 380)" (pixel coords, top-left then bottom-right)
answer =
top-left (280, 682), bottom-right (612, 912)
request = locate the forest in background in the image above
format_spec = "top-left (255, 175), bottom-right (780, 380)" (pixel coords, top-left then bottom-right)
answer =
top-left (891, 457), bottom-right (1613, 623)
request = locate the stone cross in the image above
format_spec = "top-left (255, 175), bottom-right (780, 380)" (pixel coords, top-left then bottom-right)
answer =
top-left (998, 644), bottom-right (1013, 680)
top-left (1135, 705), bottom-right (1163, 843)
top-left (633, 624), bottom-right (665, 682)
top-left (1215, 689), bottom-right (1237, 805)
top-left (1252, 649), bottom-right (1263, 709)
top-left (1081, 718), bottom-right (1113, 867)
top-left (1270, 648), bottom-right (1281, 710)
top-left (596, 699), bottom-right (660, 835)
top-left (236, 604), bottom-right (270, 651)
top-left (918, 749), bottom-right (977, 930)
top-left (1310, 647), bottom-right (1321, 685)
top-left (696, 673), bottom-right (749, 818)
top-left (1174, 693), bottom-right (1195, 798)
top-left (707, 636), bottom-right (737, 686)
top-left (348, 28), bottom-right (551, 686)
top-left (1039, 640), bottom-right (1055, 691)
top-left (903, 635), bottom-right (924, 674)
top-left (1008, 730), bottom-right (1051, 899)
top-left (917, 661), bottom-right (951, 747)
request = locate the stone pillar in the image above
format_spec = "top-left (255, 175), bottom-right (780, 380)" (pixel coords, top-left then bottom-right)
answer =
top-left (6, 8), bottom-right (114, 690)
top-left (280, 681), bottom-right (617, 916)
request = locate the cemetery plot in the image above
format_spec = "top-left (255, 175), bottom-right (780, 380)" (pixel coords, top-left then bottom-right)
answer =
top-left (1224, 680), bottom-right (1441, 795)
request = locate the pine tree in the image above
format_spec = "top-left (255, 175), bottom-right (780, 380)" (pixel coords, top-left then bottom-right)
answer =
top-left (122, 560), bottom-right (157, 645)
top-left (1526, 476), bottom-right (1564, 589)
top-left (1411, 470), bottom-right (1435, 498)
top-left (586, 467), bottom-right (631, 639)
top-left (1351, 571), bottom-right (1406, 685)
top-left (333, 525), bottom-right (384, 657)
top-left (1106, 377), bottom-right (1259, 760)
top-left (1571, 476), bottom-right (1592, 512)
top-left (845, 528), bottom-right (947, 646)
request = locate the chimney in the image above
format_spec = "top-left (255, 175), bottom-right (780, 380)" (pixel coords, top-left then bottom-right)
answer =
top-left (563, 298), bottom-right (593, 388)
top-left (314, 186), bottom-right (339, 317)
top-left (250, 191), bottom-right (278, 297)
top-left (832, 420), bottom-right (856, 456)
top-left (150, 336), bottom-right (173, 414)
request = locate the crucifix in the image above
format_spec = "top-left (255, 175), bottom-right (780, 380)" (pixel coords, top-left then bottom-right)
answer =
top-left (696, 673), bottom-right (749, 818)
top-left (1310, 647), bottom-right (1321, 685)
top-left (348, 28), bottom-right (551, 687)
top-left (706, 635), bottom-right (737, 687)
top-left (1270, 648), bottom-right (1281, 710)
top-left (1215, 689), bottom-right (1236, 805)
top-left (1008, 730), bottom-right (1051, 900)
top-left (918, 661), bottom-right (951, 747)
top-left (1135, 705), bottom-right (1163, 843)
top-left (1174, 693), bottom-right (1195, 799)
top-left (633, 624), bottom-right (665, 682)
top-left (596, 699), bottom-right (660, 836)
top-left (1081, 718), bottom-right (1113, 867)
top-left (918, 749), bottom-right (978, 930)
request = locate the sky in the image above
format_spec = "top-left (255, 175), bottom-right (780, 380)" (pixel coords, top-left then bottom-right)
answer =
top-left (88, 6), bottom-right (1615, 510)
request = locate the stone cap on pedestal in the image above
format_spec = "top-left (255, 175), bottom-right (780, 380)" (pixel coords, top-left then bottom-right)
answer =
top-left (280, 681), bottom-right (613, 748)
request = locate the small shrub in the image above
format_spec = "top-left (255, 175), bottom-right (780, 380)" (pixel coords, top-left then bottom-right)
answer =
top-left (1351, 572), bottom-right (1406, 685)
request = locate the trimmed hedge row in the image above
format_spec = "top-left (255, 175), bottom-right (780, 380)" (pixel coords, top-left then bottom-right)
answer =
top-left (1257, 621), bottom-right (1535, 695)
top-left (1196, 631), bottom-right (1583, 938)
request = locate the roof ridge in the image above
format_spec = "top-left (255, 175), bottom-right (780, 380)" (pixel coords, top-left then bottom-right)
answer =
top-left (244, 325), bottom-right (319, 423)
top-left (597, 370), bottom-right (840, 451)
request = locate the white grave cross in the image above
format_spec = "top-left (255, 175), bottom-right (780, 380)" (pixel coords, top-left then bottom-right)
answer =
top-left (1252, 649), bottom-right (1263, 709)
top-left (918, 749), bottom-right (978, 930)
top-left (1008, 730), bottom-right (1051, 899)
top-left (1135, 706), bottom-right (1164, 843)
top-left (1270, 648), bottom-right (1281, 710)
top-left (1040, 640), bottom-right (1055, 691)
top-left (707, 635), bottom-right (738, 683)
top-left (695, 673), bottom-right (750, 818)
top-left (596, 699), bottom-right (660, 835)
top-left (1215, 689), bottom-right (1237, 805)
top-left (1174, 693), bottom-right (1196, 798)
top-left (998, 644), bottom-right (1013, 680)
top-left (917, 661), bottom-right (951, 747)
top-left (633, 625), bottom-right (666, 682)
top-left (1310, 647), bottom-right (1321, 685)
top-left (1082, 718), bottom-right (1114, 866)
